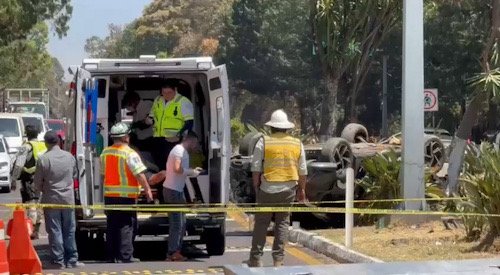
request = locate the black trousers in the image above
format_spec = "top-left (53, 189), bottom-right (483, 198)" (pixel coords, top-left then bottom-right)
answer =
top-left (105, 197), bottom-right (137, 262)
top-left (151, 137), bottom-right (177, 170)
top-left (151, 137), bottom-right (178, 203)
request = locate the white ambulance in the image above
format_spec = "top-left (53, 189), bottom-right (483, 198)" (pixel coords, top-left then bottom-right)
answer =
top-left (66, 56), bottom-right (230, 258)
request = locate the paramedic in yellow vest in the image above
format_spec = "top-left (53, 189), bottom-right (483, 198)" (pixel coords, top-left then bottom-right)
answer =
top-left (246, 109), bottom-right (307, 268)
top-left (11, 124), bottom-right (47, 239)
top-left (101, 122), bottom-right (153, 263)
top-left (146, 79), bottom-right (194, 170)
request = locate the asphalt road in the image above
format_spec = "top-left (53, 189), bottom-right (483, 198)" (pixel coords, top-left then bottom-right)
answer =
top-left (0, 189), bottom-right (336, 275)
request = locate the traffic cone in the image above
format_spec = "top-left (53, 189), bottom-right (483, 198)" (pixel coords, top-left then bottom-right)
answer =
top-left (7, 207), bottom-right (42, 274)
top-left (0, 220), bottom-right (9, 275)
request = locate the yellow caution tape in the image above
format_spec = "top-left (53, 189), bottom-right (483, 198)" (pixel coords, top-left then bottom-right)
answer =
top-left (0, 202), bottom-right (497, 218)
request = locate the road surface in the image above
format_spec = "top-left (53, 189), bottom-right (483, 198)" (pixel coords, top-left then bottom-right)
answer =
top-left (0, 189), bottom-right (336, 274)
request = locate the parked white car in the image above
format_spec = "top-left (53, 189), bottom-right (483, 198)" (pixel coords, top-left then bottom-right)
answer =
top-left (0, 113), bottom-right (25, 158)
top-left (18, 113), bottom-right (47, 141)
top-left (0, 135), bottom-right (12, 193)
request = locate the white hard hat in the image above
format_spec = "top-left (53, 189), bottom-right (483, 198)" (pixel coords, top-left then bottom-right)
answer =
top-left (265, 109), bottom-right (295, 129)
top-left (109, 122), bottom-right (131, 138)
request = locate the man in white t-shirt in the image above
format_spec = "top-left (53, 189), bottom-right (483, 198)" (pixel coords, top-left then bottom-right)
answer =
top-left (163, 131), bottom-right (203, 261)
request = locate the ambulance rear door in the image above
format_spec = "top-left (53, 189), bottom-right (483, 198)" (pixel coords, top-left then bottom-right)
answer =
top-left (207, 65), bottom-right (231, 205)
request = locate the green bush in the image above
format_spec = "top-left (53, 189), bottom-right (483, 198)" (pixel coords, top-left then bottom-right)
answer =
top-left (459, 143), bottom-right (500, 243)
top-left (231, 118), bottom-right (246, 147)
top-left (358, 150), bottom-right (444, 224)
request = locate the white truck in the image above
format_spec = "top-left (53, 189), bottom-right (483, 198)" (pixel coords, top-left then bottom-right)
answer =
top-left (2, 88), bottom-right (50, 119)
top-left (65, 55), bottom-right (231, 258)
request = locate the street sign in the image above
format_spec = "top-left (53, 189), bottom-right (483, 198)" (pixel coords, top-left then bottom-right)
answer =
top-left (424, 89), bottom-right (438, 112)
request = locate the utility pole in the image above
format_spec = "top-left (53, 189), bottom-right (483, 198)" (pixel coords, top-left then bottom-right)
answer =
top-left (381, 55), bottom-right (388, 138)
top-left (402, 0), bottom-right (425, 211)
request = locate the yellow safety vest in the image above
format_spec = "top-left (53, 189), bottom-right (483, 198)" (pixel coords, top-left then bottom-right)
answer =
top-left (263, 133), bottom-right (301, 182)
top-left (23, 141), bottom-right (48, 174)
top-left (151, 94), bottom-right (193, 138)
top-left (101, 145), bottom-right (144, 199)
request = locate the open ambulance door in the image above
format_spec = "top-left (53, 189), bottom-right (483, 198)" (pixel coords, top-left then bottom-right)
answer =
top-left (207, 65), bottom-right (231, 205)
top-left (71, 67), bottom-right (98, 218)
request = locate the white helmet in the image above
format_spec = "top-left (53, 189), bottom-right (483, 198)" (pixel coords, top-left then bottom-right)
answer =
top-left (109, 122), bottom-right (131, 138)
top-left (265, 109), bottom-right (295, 129)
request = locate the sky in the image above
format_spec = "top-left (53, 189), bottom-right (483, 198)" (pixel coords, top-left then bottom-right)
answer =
top-left (48, 0), bottom-right (152, 73)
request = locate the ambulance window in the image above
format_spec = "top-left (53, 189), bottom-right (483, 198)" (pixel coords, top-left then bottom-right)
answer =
top-left (209, 77), bottom-right (221, 91)
top-left (98, 79), bottom-right (107, 98)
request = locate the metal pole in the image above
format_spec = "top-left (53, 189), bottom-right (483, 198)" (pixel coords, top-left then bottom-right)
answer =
top-left (402, 0), bottom-right (425, 211)
top-left (345, 167), bottom-right (354, 248)
top-left (382, 55), bottom-right (388, 138)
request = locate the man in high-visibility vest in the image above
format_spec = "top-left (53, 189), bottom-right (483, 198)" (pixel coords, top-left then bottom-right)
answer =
top-left (145, 79), bottom-right (194, 170)
top-left (245, 109), bottom-right (308, 268)
top-left (101, 122), bottom-right (153, 263)
top-left (11, 124), bottom-right (47, 239)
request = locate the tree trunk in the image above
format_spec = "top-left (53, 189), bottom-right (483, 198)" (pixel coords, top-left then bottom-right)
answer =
top-left (487, 100), bottom-right (498, 129)
top-left (318, 74), bottom-right (340, 137)
top-left (447, 92), bottom-right (487, 194)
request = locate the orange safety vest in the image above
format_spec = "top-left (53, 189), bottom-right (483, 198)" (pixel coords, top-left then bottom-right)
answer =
top-left (101, 145), bottom-right (141, 199)
top-left (263, 133), bottom-right (301, 182)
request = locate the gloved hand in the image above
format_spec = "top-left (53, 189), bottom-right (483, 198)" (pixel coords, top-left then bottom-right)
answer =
top-left (185, 167), bottom-right (203, 177)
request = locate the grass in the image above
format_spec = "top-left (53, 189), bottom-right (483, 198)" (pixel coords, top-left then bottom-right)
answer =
top-left (314, 220), bottom-right (498, 262)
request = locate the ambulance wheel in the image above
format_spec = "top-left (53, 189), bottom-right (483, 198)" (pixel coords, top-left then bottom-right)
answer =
top-left (204, 223), bottom-right (225, 256)
top-left (76, 230), bottom-right (91, 259)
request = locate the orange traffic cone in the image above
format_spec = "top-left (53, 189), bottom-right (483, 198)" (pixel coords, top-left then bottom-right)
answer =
top-left (7, 207), bottom-right (42, 274)
top-left (0, 220), bottom-right (9, 275)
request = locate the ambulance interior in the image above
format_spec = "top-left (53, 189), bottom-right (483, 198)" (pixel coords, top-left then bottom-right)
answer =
top-left (95, 74), bottom-right (211, 203)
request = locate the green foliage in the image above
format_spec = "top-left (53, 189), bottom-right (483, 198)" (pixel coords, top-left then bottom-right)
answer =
top-left (0, 0), bottom-right (72, 46)
top-left (230, 118), bottom-right (246, 146)
top-left (358, 150), bottom-right (444, 223)
top-left (459, 143), bottom-right (500, 239)
top-left (0, 23), bottom-right (54, 89)
top-left (85, 0), bottom-right (234, 58)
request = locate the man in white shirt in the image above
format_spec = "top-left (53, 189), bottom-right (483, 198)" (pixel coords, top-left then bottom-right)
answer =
top-left (163, 131), bottom-right (203, 261)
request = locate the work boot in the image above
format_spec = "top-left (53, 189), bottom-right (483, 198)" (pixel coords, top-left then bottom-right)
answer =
top-left (273, 260), bottom-right (284, 267)
top-left (30, 223), bottom-right (41, 240)
top-left (243, 259), bottom-right (263, 267)
top-left (166, 251), bottom-right (187, 262)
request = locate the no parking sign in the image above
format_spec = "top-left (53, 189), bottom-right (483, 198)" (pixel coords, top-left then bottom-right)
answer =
top-left (424, 89), bottom-right (438, 112)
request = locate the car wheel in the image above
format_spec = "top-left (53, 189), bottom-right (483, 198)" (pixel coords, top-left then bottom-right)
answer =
top-left (321, 138), bottom-right (353, 171)
top-left (239, 132), bottom-right (263, 156)
top-left (341, 123), bottom-right (368, 143)
top-left (424, 135), bottom-right (445, 170)
top-left (203, 223), bottom-right (225, 256)
top-left (0, 187), bottom-right (10, 193)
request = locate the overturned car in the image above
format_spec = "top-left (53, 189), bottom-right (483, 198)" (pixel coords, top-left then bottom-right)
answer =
top-left (230, 123), bottom-right (446, 226)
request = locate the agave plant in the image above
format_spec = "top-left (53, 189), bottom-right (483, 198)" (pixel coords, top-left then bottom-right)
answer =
top-left (459, 143), bottom-right (500, 244)
top-left (358, 149), bottom-right (444, 224)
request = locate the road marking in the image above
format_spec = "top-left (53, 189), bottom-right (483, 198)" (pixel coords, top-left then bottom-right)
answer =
top-left (227, 207), bottom-right (324, 265)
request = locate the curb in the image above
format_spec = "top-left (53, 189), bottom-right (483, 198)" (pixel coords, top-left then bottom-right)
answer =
top-left (288, 228), bottom-right (384, 264)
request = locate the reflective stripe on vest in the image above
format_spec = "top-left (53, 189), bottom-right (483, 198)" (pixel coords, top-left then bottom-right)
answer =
top-left (101, 145), bottom-right (140, 199)
top-left (22, 141), bottom-right (47, 174)
top-left (263, 133), bottom-right (301, 182)
top-left (151, 94), bottom-right (191, 138)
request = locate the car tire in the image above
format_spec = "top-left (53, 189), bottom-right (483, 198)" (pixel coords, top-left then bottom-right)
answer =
top-left (321, 138), bottom-right (353, 171)
top-left (204, 223), bottom-right (226, 256)
top-left (341, 123), bottom-right (368, 143)
top-left (239, 132), bottom-right (263, 156)
top-left (424, 135), bottom-right (445, 169)
top-left (0, 187), bottom-right (10, 193)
